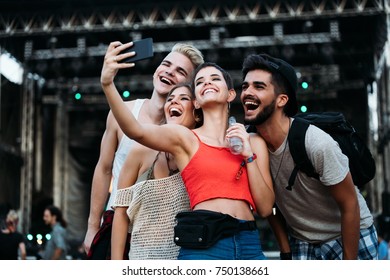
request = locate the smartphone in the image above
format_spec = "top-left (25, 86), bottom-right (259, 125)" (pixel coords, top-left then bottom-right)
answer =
top-left (119, 38), bottom-right (154, 63)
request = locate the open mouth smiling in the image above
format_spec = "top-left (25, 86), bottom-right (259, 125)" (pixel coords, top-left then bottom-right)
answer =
top-left (169, 107), bottom-right (183, 117)
top-left (201, 88), bottom-right (217, 96)
top-left (160, 76), bottom-right (173, 85)
top-left (244, 99), bottom-right (260, 111)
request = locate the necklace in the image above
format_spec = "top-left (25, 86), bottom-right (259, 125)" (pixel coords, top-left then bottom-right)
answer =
top-left (272, 139), bottom-right (288, 184)
top-left (272, 118), bottom-right (291, 184)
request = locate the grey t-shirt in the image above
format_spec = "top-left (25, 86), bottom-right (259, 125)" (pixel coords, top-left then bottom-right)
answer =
top-left (269, 118), bottom-right (373, 242)
top-left (42, 223), bottom-right (68, 260)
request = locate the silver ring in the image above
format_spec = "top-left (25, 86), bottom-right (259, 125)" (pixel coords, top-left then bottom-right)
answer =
top-left (113, 56), bottom-right (117, 62)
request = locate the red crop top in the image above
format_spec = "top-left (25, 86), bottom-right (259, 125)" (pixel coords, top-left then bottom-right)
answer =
top-left (181, 131), bottom-right (256, 211)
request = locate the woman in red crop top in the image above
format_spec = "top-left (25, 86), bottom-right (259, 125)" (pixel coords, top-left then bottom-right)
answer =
top-left (101, 52), bottom-right (274, 259)
top-left (111, 83), bottom-right (199, 260)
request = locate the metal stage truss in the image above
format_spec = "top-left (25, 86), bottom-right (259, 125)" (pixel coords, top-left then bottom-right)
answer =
top-left (0, 0), bottom-right (387, 38)
top-left (0, 0), bottom-right (386, 104)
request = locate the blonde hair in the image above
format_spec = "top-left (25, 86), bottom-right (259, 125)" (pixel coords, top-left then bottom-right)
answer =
top-left (6, 210), bottom-right (19, 227)
top-left (171, 43), bottom-right (204, 68)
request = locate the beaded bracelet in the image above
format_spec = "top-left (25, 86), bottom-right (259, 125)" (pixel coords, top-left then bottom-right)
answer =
top-left (246, 153), bottom-right (257, 163)
top-left (235, 153), bottom-right (257, 180)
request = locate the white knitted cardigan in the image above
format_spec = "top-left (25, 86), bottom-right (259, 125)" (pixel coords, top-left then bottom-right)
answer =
top-left (114, 172), bottom-right (190, 259)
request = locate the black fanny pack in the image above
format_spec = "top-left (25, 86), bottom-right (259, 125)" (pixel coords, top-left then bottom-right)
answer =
top-left (173, 209), bottom-right (257, 249)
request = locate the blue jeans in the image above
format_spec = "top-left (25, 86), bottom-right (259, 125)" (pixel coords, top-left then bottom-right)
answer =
top-left (177, 228), bottom-right (266, 260)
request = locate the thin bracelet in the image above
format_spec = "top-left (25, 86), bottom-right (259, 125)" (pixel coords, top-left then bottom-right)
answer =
top-left (236, 153), bottom-right (257, 180)
top-left (246, 153), bottom-right (257, 163)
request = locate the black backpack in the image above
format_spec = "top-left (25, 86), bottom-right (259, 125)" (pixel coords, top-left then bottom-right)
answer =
top-left (287, 112), bottom-right (376, 190)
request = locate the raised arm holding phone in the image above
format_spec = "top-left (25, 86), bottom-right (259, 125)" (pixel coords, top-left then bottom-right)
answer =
top-left (101, 48), bottom-right (275, 259)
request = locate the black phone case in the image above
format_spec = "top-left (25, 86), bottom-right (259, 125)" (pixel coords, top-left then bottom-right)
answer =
top-left (119, 38), bottom-right (153, 63)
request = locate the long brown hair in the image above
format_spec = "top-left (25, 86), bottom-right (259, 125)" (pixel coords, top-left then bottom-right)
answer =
top-left (45, 205), bottom-right (67, 228)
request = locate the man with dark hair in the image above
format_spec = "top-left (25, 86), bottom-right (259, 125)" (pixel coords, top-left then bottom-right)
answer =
top-left (240, 53), bottom-right (378, 260)
top-left (41, 205), bottom-right (68, 260)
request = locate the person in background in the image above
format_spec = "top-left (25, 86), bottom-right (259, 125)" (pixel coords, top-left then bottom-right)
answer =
top-left (102, 57), bottom-right (274, 260)
top-left (240, 53), bottom-right (378, 260)
top-left (83, 42), bottom-right (204, 259)
top-left (0, 209), bottom-right (27, 260)
top-left (378, 234), bottom-right (389, 260)
top-left (41, 205), bottom-right (68, 260)
top-left (388, 238), bottom-right (390, 260)
top-left (111, 83), bottom-right (199, 259)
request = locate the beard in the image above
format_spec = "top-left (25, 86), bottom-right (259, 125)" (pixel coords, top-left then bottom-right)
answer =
top-left (244, 98), bottom-right (276, 126)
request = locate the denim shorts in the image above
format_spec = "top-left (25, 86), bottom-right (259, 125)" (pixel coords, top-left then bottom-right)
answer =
top-left (177, 227), bottom-right (266, 260)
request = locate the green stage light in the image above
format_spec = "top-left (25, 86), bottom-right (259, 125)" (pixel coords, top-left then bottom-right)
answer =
top-left (122, 90), bottom-right (130, 98)
top-left (74, 92), bottom-right (82, 100)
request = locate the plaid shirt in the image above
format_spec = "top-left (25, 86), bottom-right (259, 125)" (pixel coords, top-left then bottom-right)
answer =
top-left (289, 224), bottom-right (378, 260)
top-left (87, 210), bottom-right (130, 260)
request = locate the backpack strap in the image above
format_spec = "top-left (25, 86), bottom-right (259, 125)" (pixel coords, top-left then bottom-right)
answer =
top-left (287, 118), bottom-right (318, 190)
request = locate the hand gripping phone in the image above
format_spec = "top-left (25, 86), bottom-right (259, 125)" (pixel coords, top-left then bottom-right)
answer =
top-left (119, 37), bottom-right (154, 63)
